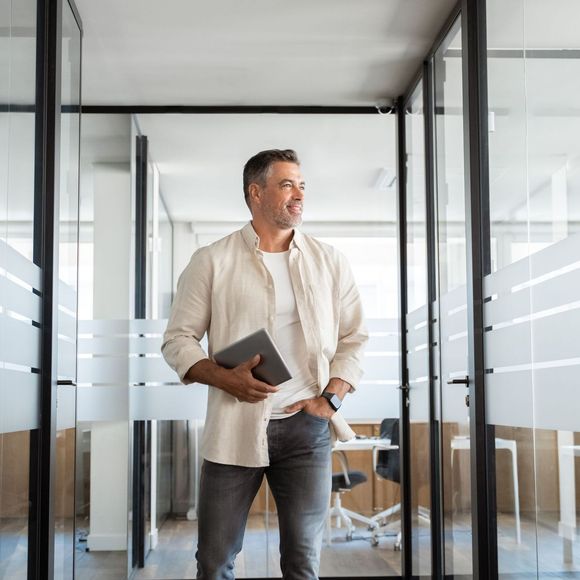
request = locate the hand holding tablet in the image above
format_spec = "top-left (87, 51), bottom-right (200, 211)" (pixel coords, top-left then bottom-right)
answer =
top-left (213, 328), bottom-right (292, 386)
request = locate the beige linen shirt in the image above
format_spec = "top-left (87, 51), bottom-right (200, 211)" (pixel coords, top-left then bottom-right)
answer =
top-left (161, 222), bottom-right (368, 467)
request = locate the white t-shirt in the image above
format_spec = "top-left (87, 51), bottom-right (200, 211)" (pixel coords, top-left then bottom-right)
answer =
top-left (261, 250), bottom-right (319, 419)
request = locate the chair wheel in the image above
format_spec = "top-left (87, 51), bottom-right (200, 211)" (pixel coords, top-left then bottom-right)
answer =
top-left (394, 543), bottom-right (401, 551)
top-left (346, 532), bottom-right (353, 541)
top-left (371, 538), bottom-right (379, 547)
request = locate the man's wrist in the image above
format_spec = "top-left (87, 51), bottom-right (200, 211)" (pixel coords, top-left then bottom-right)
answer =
top-left (323, 377), bottom-right (351, 400)
top-left (320, 390), bottom-right (342, 412)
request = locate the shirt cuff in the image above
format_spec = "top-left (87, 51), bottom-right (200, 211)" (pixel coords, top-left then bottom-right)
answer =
top-left (176, 351), bottom-right (210, 384)
top-left (328, 359), bottom-right (363, 393)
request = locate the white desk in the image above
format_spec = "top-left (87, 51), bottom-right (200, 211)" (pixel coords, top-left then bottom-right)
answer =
top-left (451, 436), bottom-right (521, 544)
top-left (333, 437), bottom-right (396, 452)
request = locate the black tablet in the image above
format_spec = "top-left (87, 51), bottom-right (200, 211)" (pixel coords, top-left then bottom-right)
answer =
top-left (213, 328), bottom-right (292, 386)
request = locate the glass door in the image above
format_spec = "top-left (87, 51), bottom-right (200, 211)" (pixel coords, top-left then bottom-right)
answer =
top-left (403, 80), bottom-right (433, 577)
top-left (53, 2), bottom-right (81, 578)
top-left (433, 16), bottom-right (473, 578)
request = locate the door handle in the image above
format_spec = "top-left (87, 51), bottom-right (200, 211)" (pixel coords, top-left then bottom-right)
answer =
top-left (57, 380), bottom-right (77, 386)
top-left (446, 376), bottom-right (469, 386)
top-left (397, 384), bottom-right (410, 408)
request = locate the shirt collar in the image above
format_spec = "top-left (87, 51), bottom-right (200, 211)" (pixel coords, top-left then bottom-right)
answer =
top-left (241, 221), bottom-right (304, 253)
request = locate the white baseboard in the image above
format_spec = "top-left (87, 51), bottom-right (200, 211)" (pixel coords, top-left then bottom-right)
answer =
top-left (150, 528), bottom-right (159, 550)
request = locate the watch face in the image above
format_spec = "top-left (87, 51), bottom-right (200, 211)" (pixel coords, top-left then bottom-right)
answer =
top-left (324, 392), bottom-right (341, 411)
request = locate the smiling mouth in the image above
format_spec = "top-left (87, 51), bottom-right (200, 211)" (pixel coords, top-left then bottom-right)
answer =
top-left (287, 204), bottom-right (302, 214)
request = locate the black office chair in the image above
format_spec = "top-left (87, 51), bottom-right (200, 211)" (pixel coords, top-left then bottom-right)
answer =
top-left (370, 418), bottom-right (401, 549)
top-left (375, 418), bottom-right (400, 485)
top-left (327, 451), bottom-right (369, 542)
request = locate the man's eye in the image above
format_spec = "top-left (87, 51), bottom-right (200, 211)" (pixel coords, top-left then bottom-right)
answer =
top-left (282, 183), bottom-right (292, 188)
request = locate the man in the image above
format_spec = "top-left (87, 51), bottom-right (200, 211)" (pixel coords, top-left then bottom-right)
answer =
top-left (162, 149), bottom-right (368, 580)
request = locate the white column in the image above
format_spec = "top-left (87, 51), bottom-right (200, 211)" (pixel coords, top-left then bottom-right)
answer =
top-left (87, 163), bottom-right (131, 552)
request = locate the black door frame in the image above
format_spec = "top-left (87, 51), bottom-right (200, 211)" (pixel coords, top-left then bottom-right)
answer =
top-left (28, 0), bottom-right (83, 578)
top-left (397, 0), bottom-right (496, 577)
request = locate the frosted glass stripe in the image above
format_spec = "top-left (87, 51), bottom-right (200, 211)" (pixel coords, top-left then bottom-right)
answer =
top-left (78, 335), bottom-right (160, 355)
top-left (0, 239), bottom-right (41, 289)
top-left (407, 349), bottom-right (429, 382)
top-left (483, 256), bottom-right (529, 298)
top-left (129, 319), bottom-right (168, 334)
top-left (340, 384), bottom-right (399, 420)
top-left (0, 314), bottom-right (41, 368)
top-left (58, 279), bottom-right (76, 312)
top-left (484, 290), bottom-right (531, 328)
top-left (532, 365), bottom-right (580, 431)
top-left (362, 355), bottom-right (399, 381)
top-left (409, 382), bottom-right (430, 421)
top-left (439, 284), bottom-right (467, 313)
top-left (439, 309), bottom-right (468, 340)
top-left (406, 304), bottom-right (428, 328)
top-left (129, 357), bottom-right (180, 384)
top-left (58, 338), bottom-right (76, 379)
top-left (486, 308), bottom-right (580, 369)
top-left (77, 386), bottom-right (129, 421)
top-left (1, 274), bottom-right (41, 322)
top-left (129, 385), bottom-right (208, 421)
top-left (79, 319), bottom-right (131, 334)
top-left (484, 322), bottom-right (532, 369)
top-left (529, 267), bottom-right (580, 313)
top-left (58, 309), bottom-right (76, 341)
top-left (531, 309), bottom-right (580, 364)
top-left (77, 357), bottom-right (129, 384)
top-left (439, 337), bottom-right (468, 377)
top-left (406, 322), bottom-right (429, 352)
top-left (78, 318), bottom-right (168, 335)
top-left (485, 371), bottom-right (533, 428)
top-left (0, 369), bottom-right (41, 433)
top-left (528, 230), bottom-right (580, 281)
top-left (56, 384), bottom-right (76, 430)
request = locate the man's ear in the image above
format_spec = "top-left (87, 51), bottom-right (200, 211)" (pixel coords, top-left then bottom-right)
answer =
top-left (248, 183), bottom-right (261, 207)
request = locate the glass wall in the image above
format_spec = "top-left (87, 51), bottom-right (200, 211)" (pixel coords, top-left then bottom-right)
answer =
top-left (486, 0), bottom-right (580, 576)
top-left (54, 3), bottom-right (82, 578)
top-left (127, 112), bottom-right (401, 578)
top-left (74, 114), bottom-right (133, 579)
top-left (0, 0), bottom-right (39, 576)
top-left (432, 17), bottom-right (473, 578)
top-left (403, 80), bottom-right (433, 577)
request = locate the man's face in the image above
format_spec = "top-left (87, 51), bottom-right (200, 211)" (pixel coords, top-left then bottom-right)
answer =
top-left (253, 161), bottom-right (305, 229)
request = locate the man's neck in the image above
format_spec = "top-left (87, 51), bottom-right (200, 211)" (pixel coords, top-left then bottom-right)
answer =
top-left (251, 220), bottom-right (294, 253)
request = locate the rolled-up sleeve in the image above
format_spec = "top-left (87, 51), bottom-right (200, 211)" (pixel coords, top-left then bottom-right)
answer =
top-left (328, 252), bottom-right (369, 391)
top-left (161, 247), bottom-right (212, 384)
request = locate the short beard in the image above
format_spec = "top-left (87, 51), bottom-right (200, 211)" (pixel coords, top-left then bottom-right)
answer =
top-left (274, 212), bottom-right (302, 229)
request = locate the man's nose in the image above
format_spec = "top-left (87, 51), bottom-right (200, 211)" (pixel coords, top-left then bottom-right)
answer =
top-left (292, 186), bottom-right (304, 199)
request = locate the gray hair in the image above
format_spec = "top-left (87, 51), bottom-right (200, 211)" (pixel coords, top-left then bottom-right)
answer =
top-left (243, 149), bottom-right (300, 208)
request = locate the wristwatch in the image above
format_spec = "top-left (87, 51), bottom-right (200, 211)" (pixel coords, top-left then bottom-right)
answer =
top-left (321, 390), bottom-right (342, 412)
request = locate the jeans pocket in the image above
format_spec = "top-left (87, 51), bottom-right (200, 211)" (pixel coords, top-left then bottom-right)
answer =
top-left (300, 409), bottom-right (330, 424)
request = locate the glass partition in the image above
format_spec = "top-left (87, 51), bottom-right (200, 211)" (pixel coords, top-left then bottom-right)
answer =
top-left (74, 114), bottom-right (133, 579)
top-left (0, 0), bottom-right (38, 577)
top-left (54, 3), bottom-right (82, 578)
top-left (404, 80), bottom-right (433, 577)
top-left (433, 17), bottom-right (473, 578)
top-left (127, 112), bottom-right (401, 578)
top-left (486, 0), bottom-right (580, 576)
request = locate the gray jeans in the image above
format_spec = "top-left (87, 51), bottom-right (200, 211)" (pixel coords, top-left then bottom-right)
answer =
top-left (196, 410), bottom-right (332, 580)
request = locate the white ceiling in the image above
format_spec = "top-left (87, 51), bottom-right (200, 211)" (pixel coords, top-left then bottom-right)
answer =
top-left (75, 0), bottom-right (456, 106)
top-left (136, 113), bottom-right (397, 223)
